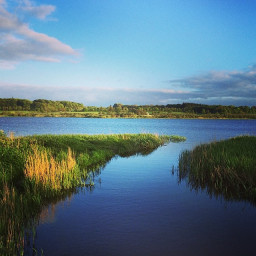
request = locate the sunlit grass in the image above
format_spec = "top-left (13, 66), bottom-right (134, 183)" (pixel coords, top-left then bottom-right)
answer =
top-left (25, 146), bottom-right (79, 192)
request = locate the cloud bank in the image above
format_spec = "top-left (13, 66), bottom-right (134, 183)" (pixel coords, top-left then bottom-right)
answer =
top-left (0, 0), bottom-right (77, 69)
top-left (168, 66), bottom-right (256, 106)
top-left (0, 82), bottom-right (191, 106)
top-left (0, 78), bottom-right (255, 106)
top-left (0, 64), bottom-right (255, 106)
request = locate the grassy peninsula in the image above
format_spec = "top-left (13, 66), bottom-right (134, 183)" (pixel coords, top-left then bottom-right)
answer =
top-left (1, 98), bottom-right (256, 119)
top-left (178, 136), bottom-right (256, 204)
top-left (0, 132), bottom-right (185, 255)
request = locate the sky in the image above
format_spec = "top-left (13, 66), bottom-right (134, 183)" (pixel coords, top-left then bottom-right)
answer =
top-left (0, 0), bottom-right (256, 106)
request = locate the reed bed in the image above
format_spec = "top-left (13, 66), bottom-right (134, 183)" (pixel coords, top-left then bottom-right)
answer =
top-left (178, 135), bottom-right (256, 203)
top-left (0, 133), bottom-right (178, 198)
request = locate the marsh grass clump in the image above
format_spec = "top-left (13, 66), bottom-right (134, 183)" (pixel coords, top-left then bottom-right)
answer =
top-left (178, 135), bottom-right (256, 204)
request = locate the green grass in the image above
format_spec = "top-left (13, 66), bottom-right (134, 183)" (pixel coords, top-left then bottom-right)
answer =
top-left (169, 135), bottom-right (186, 142)
top-left (0, 132), bottom-right (185, 255)
top-left (0, 133), bottom-right (174, 198)
top-left (178, 135), bottom-right (256, 204)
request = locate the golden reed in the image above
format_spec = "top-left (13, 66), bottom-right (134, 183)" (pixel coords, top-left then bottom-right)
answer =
top-left (25, 146), bottom-right (76, 191)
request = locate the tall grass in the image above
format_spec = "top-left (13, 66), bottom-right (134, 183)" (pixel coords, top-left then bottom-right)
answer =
top-left (178, 135), bottom-right (256, 204)
top-left (25, 146), bottom-right (80, 193)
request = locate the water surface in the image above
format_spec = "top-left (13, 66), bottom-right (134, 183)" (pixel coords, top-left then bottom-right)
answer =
top-left (1, 118), bottom-right (256, 255)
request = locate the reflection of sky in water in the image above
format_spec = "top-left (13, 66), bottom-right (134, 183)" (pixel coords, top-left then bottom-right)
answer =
top-left (36, 145), bottom-right (256, 256)
top-left (2, 118), bottom-right (255, 256)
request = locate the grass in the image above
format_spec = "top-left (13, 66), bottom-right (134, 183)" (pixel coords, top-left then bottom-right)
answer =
top-left (178, 135), bottom-right (256, 204)
top-left (0, 133), bottom-right (175, 199)
top-left (0, 132), bottom-right (185, 255)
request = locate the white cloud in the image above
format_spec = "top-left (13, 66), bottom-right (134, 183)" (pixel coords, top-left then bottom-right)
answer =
top-left (0, 0), bottom-right (78, 68)
top-left (19, 0), bottom-right (55, 20)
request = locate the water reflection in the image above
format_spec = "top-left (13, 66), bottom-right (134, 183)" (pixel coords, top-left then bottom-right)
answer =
top-left (0, 174), bottom-right (99, 255)
top-left (176, 156), bottom-right (256, 207)
top-left (0, 148), bottom-right (158, 255)
top-left (39, 194), bottom-right (73, 225)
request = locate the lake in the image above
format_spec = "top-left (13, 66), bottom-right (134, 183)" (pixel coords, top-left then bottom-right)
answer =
top-left (1, 117), bottom-right (256, 256)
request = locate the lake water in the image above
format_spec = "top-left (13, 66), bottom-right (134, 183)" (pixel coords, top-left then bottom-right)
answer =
top-left (1, 118), bottom-right (256, 255)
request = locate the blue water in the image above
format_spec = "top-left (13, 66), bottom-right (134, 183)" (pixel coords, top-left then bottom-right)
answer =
top-left (1, 118), bottom-right (256, 255)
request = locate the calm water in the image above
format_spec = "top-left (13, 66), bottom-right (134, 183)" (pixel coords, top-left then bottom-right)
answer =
top-left (1, 118), bottom-right (256, 256)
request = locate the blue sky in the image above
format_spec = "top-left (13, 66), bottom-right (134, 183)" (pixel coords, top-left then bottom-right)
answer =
top-left (0, 0), bottom-right (256, 106)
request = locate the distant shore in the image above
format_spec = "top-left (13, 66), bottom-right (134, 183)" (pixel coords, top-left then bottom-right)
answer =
top-left (1, 110), bottom-right (256, 119)
top-left (1, 98), bottom-right (256, 119)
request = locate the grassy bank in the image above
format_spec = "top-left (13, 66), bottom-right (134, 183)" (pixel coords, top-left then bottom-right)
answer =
top-left (0, 132), bottom-right (185, 255)
top-left (178, 136), bottom-right (256, 204)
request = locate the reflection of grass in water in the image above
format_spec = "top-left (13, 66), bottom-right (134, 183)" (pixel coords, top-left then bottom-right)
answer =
top-left (178, 135), bottom-right (256, 205)
top-left (0, 132), bottom-right (185, 255)
top-left (0, 181), bottom-right (42, 255)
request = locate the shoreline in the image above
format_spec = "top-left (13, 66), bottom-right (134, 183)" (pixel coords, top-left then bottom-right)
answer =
top-left (0, 113), bottom-right (255, 120)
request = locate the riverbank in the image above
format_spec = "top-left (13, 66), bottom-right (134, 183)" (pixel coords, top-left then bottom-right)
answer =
top-left (0, 132), bottom-right (185, 255)
top-left (178, 135), bottom-right (256, 204)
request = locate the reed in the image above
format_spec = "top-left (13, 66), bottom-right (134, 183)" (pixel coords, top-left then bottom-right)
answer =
top-left (25, 146), bottom-right (80, 193)
top-left (178, 135), bottom-right (256, 203)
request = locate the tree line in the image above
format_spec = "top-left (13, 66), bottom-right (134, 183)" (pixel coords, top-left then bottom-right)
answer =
top-left (0, 98), bottom-right (84, 112)
top-left (0, 98), bottom-right (255, 118)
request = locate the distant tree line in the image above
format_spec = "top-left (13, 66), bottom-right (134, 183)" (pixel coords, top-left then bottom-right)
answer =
top-left (0, 98), bottom-right (256, 118)
top-left (0, 98), bottom-right (84, 112)
top-left (104, 102), bottom-right (256, 118)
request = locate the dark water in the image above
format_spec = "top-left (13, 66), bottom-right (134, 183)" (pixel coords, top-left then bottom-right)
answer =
top-left (1, 118), bottom-right (256, 255)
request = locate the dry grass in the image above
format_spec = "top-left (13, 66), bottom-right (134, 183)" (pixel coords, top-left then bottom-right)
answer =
top-left (25, 146), bottom-right (77, 191)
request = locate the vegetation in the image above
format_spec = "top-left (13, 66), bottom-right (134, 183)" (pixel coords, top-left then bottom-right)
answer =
top-left (178, 136), bottom-right (256, 204)
top-left (0, 131), bottom-right (185, 255)
top-left (0, 98), bottom-right (84, 112)
top-left (1, 98), bottom-right (256, 119)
